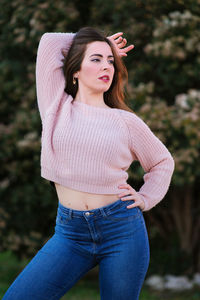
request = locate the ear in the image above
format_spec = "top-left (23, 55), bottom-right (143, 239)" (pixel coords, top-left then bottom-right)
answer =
top-left (74, 72), bottom-right (79, 79)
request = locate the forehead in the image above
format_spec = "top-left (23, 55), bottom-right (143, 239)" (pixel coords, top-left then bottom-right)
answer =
top-left (85, 41), bottom-right (113, 56)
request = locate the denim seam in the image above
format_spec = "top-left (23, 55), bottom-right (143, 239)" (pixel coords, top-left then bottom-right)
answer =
top-left (137, 229), bottom-right (150, 296)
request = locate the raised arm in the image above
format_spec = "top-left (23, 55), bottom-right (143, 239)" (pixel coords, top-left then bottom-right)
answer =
top-left (35, 32), bottom-right (75, 122)
top-left (122, 111), bottom-right (175, 211)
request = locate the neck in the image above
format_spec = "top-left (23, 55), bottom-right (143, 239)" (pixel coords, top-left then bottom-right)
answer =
top-left (74, 88), bottom-right (106, 108)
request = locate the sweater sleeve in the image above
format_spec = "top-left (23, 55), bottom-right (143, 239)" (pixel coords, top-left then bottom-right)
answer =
top-left (35, 32), bottom-right (75, 122)
top-left (122, 111), bottom-right (175, 212)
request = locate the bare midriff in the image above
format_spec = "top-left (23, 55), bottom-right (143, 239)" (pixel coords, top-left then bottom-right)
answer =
top-left (54, 183), bottom-right (120, 211)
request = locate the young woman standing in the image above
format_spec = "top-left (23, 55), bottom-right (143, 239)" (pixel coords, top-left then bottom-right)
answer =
top-left (3, 27), bottom-right (174, 300)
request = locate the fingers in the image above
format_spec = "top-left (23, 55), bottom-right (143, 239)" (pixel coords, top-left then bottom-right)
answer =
top-left (113, 37), bottom-right (131, 50)
top-left (124, 197), bottom-right (143, 210)
top-left (126, 199), bottom-right (145, 210)
top-left (118, 184), bottom-right (144, 209)
top-left (115, 37), bottom-right (127, 46)
top-left (109, 34), bottom-right (133, 49)
top-left (118, 45), bottom-right (135, 57)
top-left (118, 192), bottom-right (132, 199)
top-left (107, 32), bottom-right (135, 58)
top-left (119, 52), bottom-right (128, 57)
top-left (126, 202), bottom-right (141, 209)
top-left (122, 44), bottom-right (135, 53)
top-left (118, 188), bottom-right (137, 198)
top-left (108, 32), bottom-right (124, 40)
top-left (118, 191), bottom-right (138, 200)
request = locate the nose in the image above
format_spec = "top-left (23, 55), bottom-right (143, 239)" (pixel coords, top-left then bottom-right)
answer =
top-left (102, 60), bottom-right (112, 70)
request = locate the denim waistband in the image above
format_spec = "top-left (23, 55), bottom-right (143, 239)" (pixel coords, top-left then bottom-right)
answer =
top-left (57, 195), bottom-right (135, 219)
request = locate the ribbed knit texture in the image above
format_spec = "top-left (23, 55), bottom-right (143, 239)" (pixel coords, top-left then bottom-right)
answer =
top-left (35, 32), bottom-right (175, 211)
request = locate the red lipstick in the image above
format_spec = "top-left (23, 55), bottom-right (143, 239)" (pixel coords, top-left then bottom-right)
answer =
top-left (98, 75), bottom-right (110, 82)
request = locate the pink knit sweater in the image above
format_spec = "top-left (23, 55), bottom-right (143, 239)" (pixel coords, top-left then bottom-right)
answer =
top-left (35, 32), bottom-right (175, 212)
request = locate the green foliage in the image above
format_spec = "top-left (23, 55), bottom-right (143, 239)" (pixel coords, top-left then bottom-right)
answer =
top-left (142, 9), bottom-right (200, 104)
top-left (130, 84), bottom-right (200, 186)
top-left (0, 250), bottom-right (28, 295)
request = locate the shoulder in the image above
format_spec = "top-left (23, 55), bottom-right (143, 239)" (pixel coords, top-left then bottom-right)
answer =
top-left (118, 109), bottom-right (150, 132)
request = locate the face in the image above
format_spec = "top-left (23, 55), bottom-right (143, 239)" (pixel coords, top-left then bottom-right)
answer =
top-left (74, 41), bottom-right (115, 94)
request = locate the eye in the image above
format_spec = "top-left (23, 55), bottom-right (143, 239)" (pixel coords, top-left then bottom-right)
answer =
top-left (109, 60), bottom-right (114, 65)
top-left (91, 58), bottom-right (100, 62)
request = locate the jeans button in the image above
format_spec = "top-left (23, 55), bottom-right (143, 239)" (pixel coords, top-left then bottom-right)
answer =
top-left (85, 212), bottom-right (90, 216)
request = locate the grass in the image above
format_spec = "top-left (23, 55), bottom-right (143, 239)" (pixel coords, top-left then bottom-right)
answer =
top-left (0, 251), bottom-right (200, 300)
top-left (60, 280), bottom-right (200, 300)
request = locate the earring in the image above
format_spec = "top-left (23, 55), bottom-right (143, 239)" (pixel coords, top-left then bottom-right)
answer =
top-left (73, 77), bottom-right (76, 85)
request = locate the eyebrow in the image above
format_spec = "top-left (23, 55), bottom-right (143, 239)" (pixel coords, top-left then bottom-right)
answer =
top-left (89, 54), bottom-right (114, 58)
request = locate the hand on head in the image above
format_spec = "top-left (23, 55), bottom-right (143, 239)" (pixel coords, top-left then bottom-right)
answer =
top-left (107, 32), bottom-right (135, 57)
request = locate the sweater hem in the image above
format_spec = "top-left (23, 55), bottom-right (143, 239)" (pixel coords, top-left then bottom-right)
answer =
top-left (41, 167), bottom-right (127, 195)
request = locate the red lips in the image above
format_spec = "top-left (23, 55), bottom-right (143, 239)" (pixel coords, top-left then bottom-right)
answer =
top-left (98, 75), bottom-right (110, 82)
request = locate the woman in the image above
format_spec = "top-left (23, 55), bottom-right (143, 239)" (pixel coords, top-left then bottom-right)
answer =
top-left (3, 27), bottom-right (174, 300)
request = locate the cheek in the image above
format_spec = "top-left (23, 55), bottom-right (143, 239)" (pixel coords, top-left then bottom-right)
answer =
top-left (81, 64), bottom-right (99, 77)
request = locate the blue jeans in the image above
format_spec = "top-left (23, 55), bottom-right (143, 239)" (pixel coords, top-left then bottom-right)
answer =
top-left (3, 197), bottom-right (150, 300)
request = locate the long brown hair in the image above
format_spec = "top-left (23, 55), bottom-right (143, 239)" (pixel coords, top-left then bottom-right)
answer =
top-left (61, 27), bottom-right (133, 113)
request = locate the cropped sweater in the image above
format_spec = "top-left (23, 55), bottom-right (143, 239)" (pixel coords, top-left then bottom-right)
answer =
top-left (35, 32), bottom-right (175, 212)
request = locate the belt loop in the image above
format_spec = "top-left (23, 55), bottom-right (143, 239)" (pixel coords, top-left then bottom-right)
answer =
top-left (68, 209), bottom-right (73, 219)
top-left (100, 207), bottom-right (107, 217)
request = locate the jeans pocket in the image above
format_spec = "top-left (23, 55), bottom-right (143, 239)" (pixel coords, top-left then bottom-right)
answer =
top-left (104, 201), bottom-right (141, 222)
top-left (56, 210), bottom-right (71, 225)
